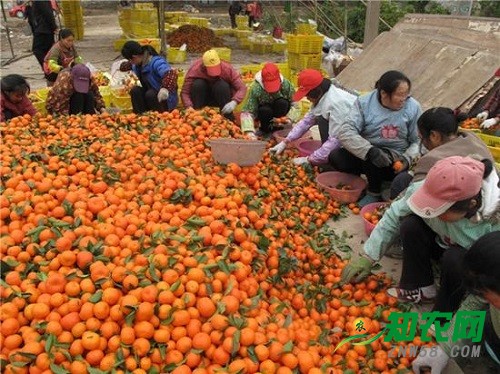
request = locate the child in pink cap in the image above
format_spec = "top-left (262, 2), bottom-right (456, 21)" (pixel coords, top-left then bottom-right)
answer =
top-left (341, 156), bottom-right (499, 313)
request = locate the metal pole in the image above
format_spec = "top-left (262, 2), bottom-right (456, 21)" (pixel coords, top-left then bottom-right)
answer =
top-left (344, 0), bottom-right (348, 54)
top-left (0, 0), bottom-right (15, 58)
top-left (158, 0), bottom-right (166, 56)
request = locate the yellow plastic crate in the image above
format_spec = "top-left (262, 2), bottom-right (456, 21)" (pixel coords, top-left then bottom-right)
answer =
top-left (296, 23), bottom-right (317, 35)
top-left (167, 48), bottom-right (187, 63)
top-left (478, 133), bottom-right (500, 148)
top-left (213, 47), bottom-right (231, 62)
top-left (272, 42), bottom-right (287, 53)
top-left (240, 64), bottom-right (263, 76)
top-left (212, 28), bottom-right (233, 37)
top-left (236, 15), bottom-right (249, 29)
top-left (131, 9), bottom-right (157, 23)
top-left (187, 17), bottom-right (209, 28)
top-left (488, 146), bottom-right (500, 162)
top-left (111, 88), bottom-right (132, 111)
top-left (165, 11), bottom-right (188, 23)
top-left (288, 53), bottom-right (322, 70)
top-left (285, 34), bottom-right (324, 54)
top-left (130, 22), bottom-right (158, 38)
top-left (274, 63), bottom-right (290, 80)
top-left (235, 29), bottom-right (252, 39)
top-left (239, 38), bottom-right (251, 49)
top-left (99, 86), bottom-right (112, 108)
top-left (134, 2), bottom-right (154, 9)
top-left (249, 42), bottom-right (273, 54)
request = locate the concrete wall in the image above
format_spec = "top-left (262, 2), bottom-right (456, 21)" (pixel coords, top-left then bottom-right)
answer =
top-left (337, 14), bottom-right (500, 110)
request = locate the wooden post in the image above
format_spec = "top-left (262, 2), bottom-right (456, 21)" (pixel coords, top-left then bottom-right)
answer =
top-left (363, 0), bottom-right (381, 48)
top-left (158, 0), bottom-right (166, 56)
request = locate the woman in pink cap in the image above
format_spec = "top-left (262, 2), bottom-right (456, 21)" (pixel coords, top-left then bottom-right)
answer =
top-left (46, 64), bottom-right (105, 116)
top-left (341, 156), bottom-right (499, 314)
top-left (270, 69), bottom-right (357, 167)
top-left (240, 62), bottom-right (295, 138)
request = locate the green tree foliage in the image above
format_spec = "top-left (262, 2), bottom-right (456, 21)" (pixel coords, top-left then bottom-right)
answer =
top-left (313, 0), bottom-right (450, 43)
top-left (473, 1), bottom-right (500, 17)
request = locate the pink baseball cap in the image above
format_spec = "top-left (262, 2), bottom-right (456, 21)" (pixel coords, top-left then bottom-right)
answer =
top-left (407, 156), bottom-right (484, 218)
top-left (71, 64), bottom-right (91, 94)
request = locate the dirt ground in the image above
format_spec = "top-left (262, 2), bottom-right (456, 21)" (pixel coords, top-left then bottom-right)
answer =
top-left (0, 4), bottom-right (497, 374)
top-left (0, 4), bottom-right (287, 90)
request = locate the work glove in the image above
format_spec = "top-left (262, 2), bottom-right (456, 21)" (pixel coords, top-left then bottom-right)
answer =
top-left (221, 100), bottom-right (237, 114)
top-left (240, 112), bottom-right (256, 133)
top-left (476, 110), bottom-right (489, 122)
top-left (366, 147), bottom-right (393, 168)
top-left (340, 256), bottom-right (375, 284)
top-left (412, 346), bottom-right (449, 374)
top-left (157, 88), bottom-right (169, 102)
top-left (246, 131), bottom-right (257, 140)
top-left (481, 118), bottom-right (498, 129)
top-left (293, 156), bottom-right (309, 165)
top-left (287, 103), bottom-right (302, 123)
top-left (269, 141), bottom-right (287, 155)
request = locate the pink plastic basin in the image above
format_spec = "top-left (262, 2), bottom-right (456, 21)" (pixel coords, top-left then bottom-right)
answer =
top-left (296, 139), bottom-right (322, 156)
top-left (360, 202), bottom-right (390, 236)
top-left (273, 129), bottom-right (313, 148)
top-left (315, 171), bottom-right (367, 204)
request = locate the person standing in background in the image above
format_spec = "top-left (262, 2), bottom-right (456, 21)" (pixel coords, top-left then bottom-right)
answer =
top-left (27, 0), bottom-right (57, 80)
top-left (228, 1), bottom-right (242, 29)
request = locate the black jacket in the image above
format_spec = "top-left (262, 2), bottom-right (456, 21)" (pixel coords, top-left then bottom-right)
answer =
top-left (229, 1), bottom-right (243, 15)
top-left (28, 0), bottom-right (57, 35)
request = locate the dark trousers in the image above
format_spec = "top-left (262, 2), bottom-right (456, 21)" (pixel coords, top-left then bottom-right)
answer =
top-left (229, 13), bottom-right (237, 28)
top-left (390, 171), bottom-right (413, 200)
top-left (69, 92), bottom-right (96, 115)
top-left (399, 214), bottom-right (467, 313)
top-left (317, 116), bottom-right (329, 143)
top-left (130, 86), bottom-right (167, 114)
top-left (190, 79), bottom-right (234, 120)
top-left (328, 148), bottom-right (397, 194)
top-left (46, 72), bottom-right (58, 85)
top-left (32, 33), bottom-right (54, 69)
top-left (484, 310), bottom-right (500, 364)
top-left (257, 98), bottom-right (290, 133)
top-left (3, 109), bottom-right (15, 121)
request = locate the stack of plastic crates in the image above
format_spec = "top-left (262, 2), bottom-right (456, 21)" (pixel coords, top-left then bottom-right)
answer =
top-left (286, 34), bottom-right (323, 71)
top-left (249, 36), bottom-right (273, 55)
top-left (296, 23), bottom-right (317, 35)
top-left (129, 8), bottom-right (158, 38)
top-left (167, 48), bottom-right (187, 64)
top-left (165, 11), bottom-right (188, 24)
top-left (61, 0), bottom-right (84, 40)
top-left (477, 133), bottom-right (500, 164)
top-left (213, 48), bottom-right (231, 62)
top-left (187, 17), bottom-right (209, 28)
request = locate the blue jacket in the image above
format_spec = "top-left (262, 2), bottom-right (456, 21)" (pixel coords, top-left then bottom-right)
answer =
top-left (132, 56), bottom-right (178, 109)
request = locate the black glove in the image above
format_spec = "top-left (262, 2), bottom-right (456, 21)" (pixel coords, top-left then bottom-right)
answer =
top-left (366, 147), bottom-right (393, 168)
